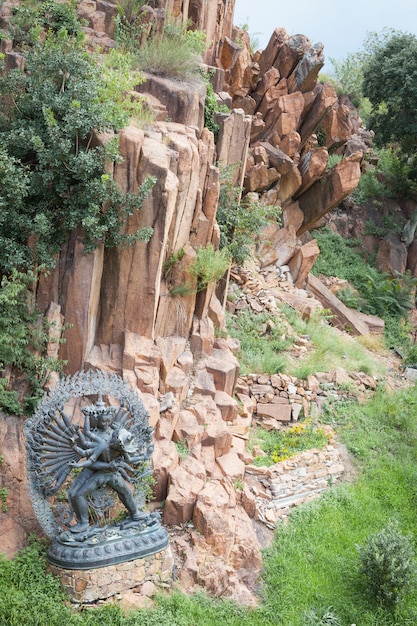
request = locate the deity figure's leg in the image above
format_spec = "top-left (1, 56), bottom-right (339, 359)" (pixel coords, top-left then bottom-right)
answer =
top-left (109, 474), bottom-right (148, 524)
top-left (67, 468), bottom-right (94, 532)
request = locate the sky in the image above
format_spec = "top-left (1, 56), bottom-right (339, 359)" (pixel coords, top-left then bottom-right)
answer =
top-left (234, 0), bottom-right (417, 69)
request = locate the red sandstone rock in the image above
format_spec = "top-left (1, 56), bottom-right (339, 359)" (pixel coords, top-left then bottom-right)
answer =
top-left (203, 348), bottom-right (239, 395)
top-left (164, 456), bottom-right (206, 525)
top-left (214, 391), bottom-right (239, 422)
top-left (288, 239), bottom-right (321, 287)
top-left (174, 410), bottom-right (205, 448)
top-left (306, 273), bottom-right (371, 336)
top-left (216, 452), bottom-right (245, 481)
top-left (376, 232), bottom-right (408, 276)
top-left (152, 438), bottom-right (180, 501)
top-left (297, 154), bottom-right (362, 234)
top-left (256, 402), bottom-right (292, 422)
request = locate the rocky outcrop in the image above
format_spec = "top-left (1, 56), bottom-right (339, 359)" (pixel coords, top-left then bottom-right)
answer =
top-left (36, 122), bottom-right (220, 373)
top-left (216, 26), bottom-right (368, 266)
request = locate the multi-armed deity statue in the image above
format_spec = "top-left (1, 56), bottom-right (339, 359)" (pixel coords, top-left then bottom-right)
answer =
top-left (25, 370), bottom-right (168, 569)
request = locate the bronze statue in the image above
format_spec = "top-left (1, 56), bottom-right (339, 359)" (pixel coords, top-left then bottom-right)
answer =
top-left (25, 370), bottom-right (168, 569)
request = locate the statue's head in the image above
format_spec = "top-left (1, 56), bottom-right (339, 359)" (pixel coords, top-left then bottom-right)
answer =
top-left (81, 396), bottom-right (116, 430)
top-left (117, 427), bottom-right (139, 454)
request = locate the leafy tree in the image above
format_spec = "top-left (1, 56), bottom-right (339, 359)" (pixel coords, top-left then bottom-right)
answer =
top-left (0, 33), bottom-right (154, 270)
top-left (362, 31), bottom-right (417, 152)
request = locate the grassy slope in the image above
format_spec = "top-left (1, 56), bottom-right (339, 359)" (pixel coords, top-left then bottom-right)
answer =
top-left (2, 385), bottom-right (417, 625)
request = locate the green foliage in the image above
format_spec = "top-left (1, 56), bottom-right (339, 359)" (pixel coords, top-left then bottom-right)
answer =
top-left (354, 148), bottom-right (417, 203)
top-left (259, 384), bottom-right (417, 625)
top-left (98, 48), bottom-right (153, 127)
top-left (0, 270), bottom-right (64, 415)
top-left (0, 32), bottom-right (154, 270)
top-left (352, 165), bottom-right (388, 204)
top-left (362, 31), bottom-right (417, 152)
top-left (114, 0), bottom-right (148, 52)
top-left (312, 228), bottom-right (416, 320)
top-left (134, 18), bottom-right (206, 80)
top-left (175, 439), bottom-right (190, 460)
top-left (329, 51), bottom-right (370, 114)
top-left (199, 68), bottom-right (228, 137)
top-left (190, 244), bottom-right (230, 292)
top-left (217, 166), bottom-right (281, 265)
top-left (327, 154), bottom-right (343, 169)
top-left (0, 486), bottom-right (8, 512)
top-left (226, 309), bottom-right (291, 375)
top-left (285, 311), bottom-right (377, 379)
top-left (0, 539), bottom-right (74, 625)
top-left (302, 606), bottom-right (342, 626)
top-left (6, 0), bottom-right (84, 50)
top-left (250, 420), bottom-right (329, 466)
top-left (358, 520), bottom-right (416, 608)
top-left (163, 248), bottom-right (185, 274)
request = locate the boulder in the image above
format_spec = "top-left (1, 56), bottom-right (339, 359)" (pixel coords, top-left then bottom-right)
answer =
top-left (216, 109), bottom-right (252, 187)
top-left (173, 410), bottom-right (205, 448)
top-left (159, 366), bottom-right (190, 404)
top-left (288, 239), bottom-right (321, 287)
top-left (203, 348), bottom-right (240, 395)
top-left (306, 273), bottom-right (371, 336)
top-left (156, 336), bottom-right (188, 379)
top-left (256, 402), bottom-right (292, 422)
top-left (164, 456), bottom-right (206, 525)
top-left (193, 484), bottom-right (235, 557)
top-left (256, 222), bottom-right (299, 268)
top-left (297, 154), bottom-right (362, 234)
top-left (136, 73), bottom-right (205, 131)
top-left (321, 103), bottom-right (354, 150)
top-left (295, 148), bottom-right (329, 197)
top-left (216, 452), bottom-right (245, 481)
top-left (202, 417), bottom-right (233, 457)
top-left (214, 390), bottom-right (239, 422)
top-left (123, 333), bottom-right (161, 371)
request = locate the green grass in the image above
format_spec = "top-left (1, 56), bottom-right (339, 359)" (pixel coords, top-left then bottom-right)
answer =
top-left (226, 309), bottom-right (291, 374)
top-left (260, 384), bottom-right (417, 625)
top-left (229, 303), bottom-right (380, 380)
top-left (285, 312), bottom-right (379, 379)
top-left (3, 385), bottom-right (417, 623)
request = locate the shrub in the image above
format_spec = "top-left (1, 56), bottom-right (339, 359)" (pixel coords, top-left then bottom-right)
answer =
top-left (313, 229), bottom-right (416, 319)
top-left (352, 165), bottom-right (388, 204)
top-left (134, 19), bottom-right (206, 80)
top-left (358, 520), bottom-right (416, 608)
top-left (190, 244), bottom-right (230, 292)
top-left (0, 271), bottom-right (65, 415)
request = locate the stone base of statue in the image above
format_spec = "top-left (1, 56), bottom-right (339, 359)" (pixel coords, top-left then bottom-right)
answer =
top-left (49, 544), bottom-right (174, 603)
top-left (47, 514), bottom-right (169, 570)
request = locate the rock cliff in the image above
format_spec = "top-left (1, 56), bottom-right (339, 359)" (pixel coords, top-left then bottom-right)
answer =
top-left (0, 0), bottom-right (385, 606)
